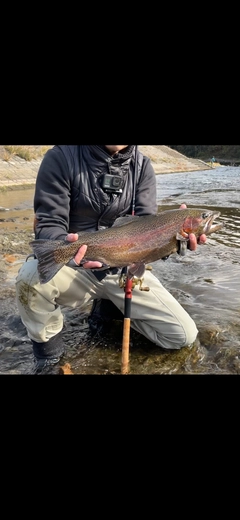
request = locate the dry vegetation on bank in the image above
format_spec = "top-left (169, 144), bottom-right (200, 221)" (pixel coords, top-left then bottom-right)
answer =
top-left (0, 145), bottom-right (52, 162)
top-left (0, 145), bottom-right (213, 175)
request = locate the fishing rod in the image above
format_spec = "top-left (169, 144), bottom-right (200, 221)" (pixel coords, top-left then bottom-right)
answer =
top-left (121, 145), bottom-right (138, 375)
top-left (131, 145), bottom-right (138, 216)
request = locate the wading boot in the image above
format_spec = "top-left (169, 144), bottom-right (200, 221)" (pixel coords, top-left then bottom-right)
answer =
top-left (31, 331), bottom-right (65, 375)
top-left (88, 298), bottom-right (123, 336)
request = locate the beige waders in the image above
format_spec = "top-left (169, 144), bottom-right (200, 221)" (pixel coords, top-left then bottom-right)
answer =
top-left (15, 257), bottom-right (198, 350)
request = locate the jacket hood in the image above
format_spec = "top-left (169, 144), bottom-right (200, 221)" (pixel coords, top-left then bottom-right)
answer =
top-left (94, 145), bottom-right (135, 162)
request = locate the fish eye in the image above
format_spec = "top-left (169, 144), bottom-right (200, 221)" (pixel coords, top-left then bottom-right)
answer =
top-left (202, 212), bottom-right (209, 219)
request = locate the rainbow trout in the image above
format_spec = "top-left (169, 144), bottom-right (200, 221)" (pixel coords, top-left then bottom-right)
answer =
top-left (30, 208), bottom-right (223, 284)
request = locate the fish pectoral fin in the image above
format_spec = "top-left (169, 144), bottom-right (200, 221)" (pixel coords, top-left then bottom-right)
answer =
top-left (176, 232), bottom-right (189, 241)
top-left (127, 262), bottom-right (146, 279)
top-left (176, 232), bottom-right (189, 256)
top-left (112, 215), bottom-right (139, 228)
top-left (178, 241), bottom-right (188, 256)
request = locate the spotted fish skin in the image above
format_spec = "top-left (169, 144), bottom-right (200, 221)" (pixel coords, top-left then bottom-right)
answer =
top-left (30, 208), bottom-right (223, 284)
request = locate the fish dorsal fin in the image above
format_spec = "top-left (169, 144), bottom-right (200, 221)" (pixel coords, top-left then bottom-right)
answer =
top-left (112, 215), bottom-right (140, 228)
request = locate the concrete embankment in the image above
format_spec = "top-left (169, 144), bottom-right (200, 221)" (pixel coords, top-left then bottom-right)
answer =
top-left (0, 145), bottom-right (212, 190)
top-left (0, 157), bottom-right (41, 189)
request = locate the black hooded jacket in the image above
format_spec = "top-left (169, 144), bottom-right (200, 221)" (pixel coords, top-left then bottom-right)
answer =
top-left (34, 145), bottom-right (158, 240)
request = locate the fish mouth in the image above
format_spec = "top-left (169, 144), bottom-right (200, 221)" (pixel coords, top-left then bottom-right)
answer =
top-left (203, 211), bottom-right (223, 234)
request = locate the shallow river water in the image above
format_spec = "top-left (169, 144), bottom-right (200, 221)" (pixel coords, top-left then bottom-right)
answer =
top-left (0, 166), bottom-right (239, 375)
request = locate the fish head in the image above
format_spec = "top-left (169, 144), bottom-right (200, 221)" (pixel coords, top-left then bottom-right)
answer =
top-left (181, 209), bottom-right (223, 237)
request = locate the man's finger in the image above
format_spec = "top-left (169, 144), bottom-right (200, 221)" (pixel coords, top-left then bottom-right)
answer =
top-left (189, 233), bottom-right (207, 250)
top-left (82, 260), bottom-right (103, 269)
top-left (74, 245), bottom-right (88, 265)
top-left (198, 234), bottom-right (207, 244)
top-left (66, 233), bottom-right (79, 242)
top-left (188, 233), bottom-right (197, 251)
top-left (73, 245), bottom-right (103, 268)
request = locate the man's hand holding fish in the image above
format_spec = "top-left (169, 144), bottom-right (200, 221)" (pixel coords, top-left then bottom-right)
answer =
top-left (179, 203), bottom-right (207, 250)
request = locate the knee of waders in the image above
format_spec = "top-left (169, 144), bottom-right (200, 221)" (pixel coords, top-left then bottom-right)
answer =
top-left (32, 331), bottom-right (65, 375)
top-left (88, 298), bottom-right (123, 336)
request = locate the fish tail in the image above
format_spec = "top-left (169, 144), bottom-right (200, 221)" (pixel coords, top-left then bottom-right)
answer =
top-left (30, 239), bottom-right (66, 284)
